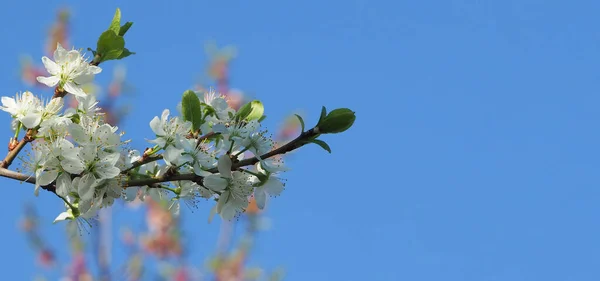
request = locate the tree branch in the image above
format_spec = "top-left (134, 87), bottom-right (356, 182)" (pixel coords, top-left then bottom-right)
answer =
top-left (0, 128), bottom-right (320, 194)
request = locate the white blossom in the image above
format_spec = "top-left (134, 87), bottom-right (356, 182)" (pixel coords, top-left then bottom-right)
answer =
top-left (149, 109), bottom-right (192, 148)
top-left (0, 91), bottom-right (43, 129)
top-left (36, 43), bottom-right (101, 97)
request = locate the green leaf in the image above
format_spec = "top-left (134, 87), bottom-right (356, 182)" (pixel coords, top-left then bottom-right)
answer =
top-left (318, 108), bottom-right (356, 134)
top-left (294, 114), bottom-right (305, 132)
top-left (235, 100), bottom-right (264, 121)
top-left (317, 106), bottom-right (327, 126)
top-left (181, 90), bottom-right (203, 131)
top-left (109, 8), bottom-right (121, 34)
top-left (96, 30), bottom-right (125, 62)
top-left (258, 115), bottom-right (267, 122)
top-left (235, 102), bottom-right (252, 121)
top-left (117, 48), bottom-right (135, 59)
top-left (246, 100), bottom-right (264, 121)
top-left (119, 22), bottom-right (133, 36)
top-left (309, 139), bottom-right (331, 153)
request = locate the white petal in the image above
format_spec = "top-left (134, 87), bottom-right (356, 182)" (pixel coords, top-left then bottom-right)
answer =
top-left (216, 190), bottom-right (230, 214)
top-left (61, 157), bottom-right (85, 174)
top-left (149, 116), bottom-right (166, 136)
top-left (55, 172), bottom-right (72, 197)
top-left (217, 155), bottom-right (232, 178)
top-left (63, 82), bottom-right (86, 97)
top-left (255, 188), bottom-right (267, 209)
top-left (203, 175), bottom-right (228, 192)
top-left (169, 200), bottom-right (181, 216)
top-left (37, 169), bottom-right (58, 186)
top-left (78, 174), bottom-right (96, 201)
top-left (68, 123), bottom-right (89, 145)
top-left (101, 152), bottom-right (120, 166)
top-left (264, 177), bottom-right (284, 196)
top-left (36, 76), bottom-right (60, 87)
top-left (53, 211), bottom-right (73, 223)
top-left (41, 56), bottom-right (60, 75)
top-left (96, 165), bottom-right (120, 179)
top-left (20, 112), bottom-right (42, 128)
top-left (163, 146), bottom-right (183, 166)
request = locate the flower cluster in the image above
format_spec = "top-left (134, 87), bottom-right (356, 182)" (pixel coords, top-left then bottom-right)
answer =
top-left (124, 89), bottom-right (285, 220)
top-left (1, 44), bottom-right (288, 222)
top-left (1, 37), bottom-right (354, 224)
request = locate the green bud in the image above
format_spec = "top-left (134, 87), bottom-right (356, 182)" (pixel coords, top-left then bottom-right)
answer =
top-left (317, 108), bottom-right (355, 134)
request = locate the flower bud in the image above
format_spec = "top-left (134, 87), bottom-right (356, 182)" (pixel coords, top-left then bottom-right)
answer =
top-left (317, 108), bottom-right (355, 134)
top-left (8, 138), bottom-right (18, 151)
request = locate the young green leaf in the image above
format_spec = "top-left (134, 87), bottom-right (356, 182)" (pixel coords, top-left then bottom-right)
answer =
top-left (96, 30), bottom-right (125, 62)
top-left (318, 108), bottom-right (356, 134)
top-left (181, 90), bottom-right (203, 131)
top-left (117, 48), bottom-right (135, 60)
top-left (317, 106), bottom-right (327, 126)
top-left (235, 102), bottom-right (252, 121)
top-left (294, 114), bottom-right (305, 132)
top-left (309, 139), bottom-right (331, 153)
top-left (109, 8), bottom-right (121, 34)
top-left (119, 22), bottom-right (133, 36)
top-left (245, 100), bottom-right (264, 121)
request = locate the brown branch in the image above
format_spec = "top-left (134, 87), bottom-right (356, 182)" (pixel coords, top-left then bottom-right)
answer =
top-left (121, 154), bottom-right (163, 174)
top-left (124, 173), bottom-right (204, 187)
top-left (0, 128), bottom-right (320, 194)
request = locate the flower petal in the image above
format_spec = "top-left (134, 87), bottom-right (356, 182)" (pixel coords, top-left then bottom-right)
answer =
top-left (63, 82), bottom-right (86, 97)
top-left (217, 155), bottom-right (232, 178)
top-left (36, 76), bottom-right (60, 87)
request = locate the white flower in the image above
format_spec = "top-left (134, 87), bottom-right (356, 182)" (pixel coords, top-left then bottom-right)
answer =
top-left (38, 115), bottom-right (72, 138)
top-left (36, 43), bottom-right (102, 97)
top-left (203, 89), bottom-right (232, 120)
top-left (234, 131), bottom-right (273, 159)
top-left (203, 156), bottom-right (254, 220)
top-left (32, 139), bottom-right (75, 192)
top-left (251, 159), bottom-right (287, 209)
top-left (259, 158), bottom-right (289, 174)
top-left (60, 145), bottom-right (121, 180)
top-left (148, 109), bottom-right (192, 148)
top-left (253, 176), bottom-right (284, 209)
top-left (213, 120), bottom-right (260, 151)
top-left (68, 116), bottom-right (120, 149)
top-left (0, 91), bottom-right (43, 128)
top-left (74, 94), bottom-right (101, 116)
top-left (178, 138), bottom-right (216, 175)
top-left (168, 181), bottom-right (205, 216)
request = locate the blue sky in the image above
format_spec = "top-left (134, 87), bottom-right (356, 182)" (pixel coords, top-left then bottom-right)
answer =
top-left (1, 0), bottom-right (600, 280)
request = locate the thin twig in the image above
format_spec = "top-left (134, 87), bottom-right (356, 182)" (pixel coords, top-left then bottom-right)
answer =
top-left (1, 129), bottom-right (35, 168)
top-left (121, 154), bottom-right (163, 174)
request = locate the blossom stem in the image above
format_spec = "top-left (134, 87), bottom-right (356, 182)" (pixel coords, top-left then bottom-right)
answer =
top-left (13, 122), bottom-right (22, 140)
top-left (232, 147), bottom-right (249, 159)
top-left (161, 185), bottom-right (179, 195)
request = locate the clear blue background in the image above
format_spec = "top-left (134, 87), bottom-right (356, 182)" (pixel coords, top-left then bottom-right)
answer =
top-left (1, 0), bottom-right (599, 280)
